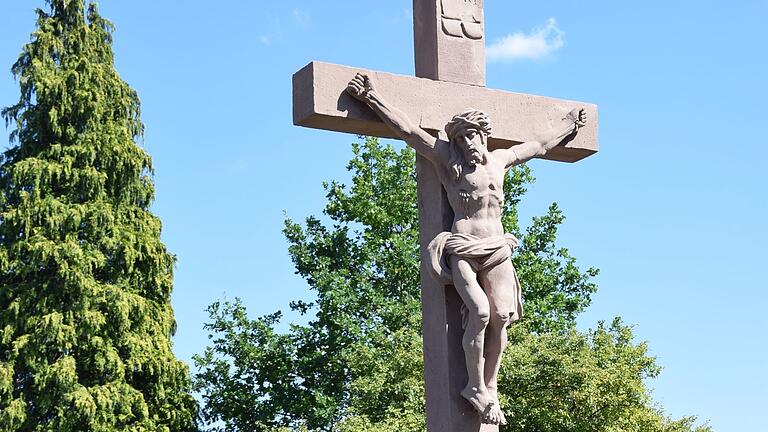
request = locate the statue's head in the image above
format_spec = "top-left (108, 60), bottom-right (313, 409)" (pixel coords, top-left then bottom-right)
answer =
top-left (445, 109), bottom-right (491, 180)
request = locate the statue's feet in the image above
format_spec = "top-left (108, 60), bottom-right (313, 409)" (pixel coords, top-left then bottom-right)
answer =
top-left (487, 388), bottom-right (508, 426)
top-left (494, 404), bottom-right (508, 426)
top-left (461, 386), bottom-right (504, 425)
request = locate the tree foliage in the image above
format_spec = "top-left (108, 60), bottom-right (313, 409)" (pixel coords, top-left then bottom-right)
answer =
top-left (0, 1), bottom-right (198, 430)
top-left (194, 137), bottom-right (709, 432)
top-left (499, 320), bottom-right (709, 432)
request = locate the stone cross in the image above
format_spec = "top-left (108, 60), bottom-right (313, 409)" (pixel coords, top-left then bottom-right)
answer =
top-left (292, 1), bottom-right (598, 431)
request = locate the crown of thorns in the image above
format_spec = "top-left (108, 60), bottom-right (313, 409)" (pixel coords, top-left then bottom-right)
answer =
top-left (445, 109), bottom-right (492, 140)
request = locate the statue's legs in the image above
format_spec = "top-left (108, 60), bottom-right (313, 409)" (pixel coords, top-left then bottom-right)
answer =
top-left (479, 259), bottom-right (519, 415)
top-left (450, 255), bottom-right (501, 424)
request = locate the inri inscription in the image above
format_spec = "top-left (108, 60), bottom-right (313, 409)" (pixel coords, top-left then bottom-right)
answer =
top-left (442, 0), bottom-right (483, 39)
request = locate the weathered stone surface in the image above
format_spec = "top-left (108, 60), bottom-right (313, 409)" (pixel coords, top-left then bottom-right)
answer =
top-left (293, 61), bottom-right (598, 163)
top-left (417, 156), bottom-right (502, 431)
top-left (415, 0), bottom-right (486, 85)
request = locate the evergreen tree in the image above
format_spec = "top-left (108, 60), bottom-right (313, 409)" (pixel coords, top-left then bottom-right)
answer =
top-left (0, 1), bottom-right (198, 430)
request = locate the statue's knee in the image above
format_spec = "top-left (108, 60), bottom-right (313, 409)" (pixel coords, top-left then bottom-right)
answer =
top-left (493, 309), bottom-right (513, 325)
top-left (474, 306), bottom-right (491, 326)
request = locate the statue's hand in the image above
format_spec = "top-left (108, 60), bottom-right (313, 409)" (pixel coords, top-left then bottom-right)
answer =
top-left (566, 108), bottom-right (587, 128)
top-left (347, 73), bottom-right (375, 103)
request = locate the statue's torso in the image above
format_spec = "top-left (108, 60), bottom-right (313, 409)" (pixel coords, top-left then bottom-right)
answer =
top-left (437, 150), bottom-right (507, 238)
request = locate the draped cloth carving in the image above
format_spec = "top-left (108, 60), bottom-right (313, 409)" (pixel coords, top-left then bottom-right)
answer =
top-left (427, 232), bottom-right (523, 327)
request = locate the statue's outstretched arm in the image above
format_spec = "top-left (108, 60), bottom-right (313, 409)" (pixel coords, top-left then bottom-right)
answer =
top-left (347, 73), bottom-right (439, 161)
top-left (503, 108), bottom-right (587, 168)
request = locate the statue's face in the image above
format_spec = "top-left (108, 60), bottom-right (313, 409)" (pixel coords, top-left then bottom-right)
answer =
top-left (453, 127), bottom-right (486, 166)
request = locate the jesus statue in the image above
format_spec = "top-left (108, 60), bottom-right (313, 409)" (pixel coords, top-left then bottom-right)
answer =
top-left (347, 73), bottom-right (586, 425)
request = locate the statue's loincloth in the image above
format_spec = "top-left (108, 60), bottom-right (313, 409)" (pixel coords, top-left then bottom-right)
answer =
top-left (427, 232), bottom-right (523, 323)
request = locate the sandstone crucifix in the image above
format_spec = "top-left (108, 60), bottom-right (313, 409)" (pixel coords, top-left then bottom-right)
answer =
top-left (292, 1), bottom-right (598, 431)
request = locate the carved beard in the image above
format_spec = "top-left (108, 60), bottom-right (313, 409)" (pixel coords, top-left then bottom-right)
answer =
top-left (465, 148), bottom-right (484, 167)
top-left (449, 140), bottom-right (486, 182)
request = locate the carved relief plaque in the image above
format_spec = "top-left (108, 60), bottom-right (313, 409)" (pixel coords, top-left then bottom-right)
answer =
top-left (441, 0), bottom-right (483, 40)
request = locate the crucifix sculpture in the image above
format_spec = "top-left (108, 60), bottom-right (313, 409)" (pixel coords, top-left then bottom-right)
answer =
top-left (292, 1), bottom-right (598, 430)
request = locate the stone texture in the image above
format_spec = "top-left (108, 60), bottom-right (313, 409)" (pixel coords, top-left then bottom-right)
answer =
top-left (417, 157), bottom-right (499, 431)
top-left (414, 0), bottom-right (486, 86)
top-left (293, 61), bottom-right (598, 163)
top-left (414, 119), bottom-right (501, 432)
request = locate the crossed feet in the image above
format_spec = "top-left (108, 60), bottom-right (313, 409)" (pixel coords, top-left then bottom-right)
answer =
top-left (461, 386), bottom-right (508, 426)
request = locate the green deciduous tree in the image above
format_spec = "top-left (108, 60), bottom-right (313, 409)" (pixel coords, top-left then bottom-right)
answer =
top-left (0, 1), bottom-right (198, 430)
top-left (498, 320), bottom-right (709, 432)
top-left (194, 137), bottom-right (710, 432)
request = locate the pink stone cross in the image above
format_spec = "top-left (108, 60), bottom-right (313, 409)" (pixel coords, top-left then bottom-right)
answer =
top-left (292, 1), bottom-right (598, 431)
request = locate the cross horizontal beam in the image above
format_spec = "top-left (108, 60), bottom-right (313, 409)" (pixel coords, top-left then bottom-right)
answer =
top-left (293, 61), bottom-right (598, 163)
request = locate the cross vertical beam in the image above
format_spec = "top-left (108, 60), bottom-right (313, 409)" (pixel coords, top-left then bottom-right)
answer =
top-left (414, 0), bottom-right (486, 86)
top-left (413, 1), bottom-right (494, 430)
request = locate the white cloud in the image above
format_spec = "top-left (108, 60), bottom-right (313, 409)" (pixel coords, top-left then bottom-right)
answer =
top-left (487, 18), bottom-right (565, 62)
top-left (259, 35), bottom-right (272, 46)
top-left (292, 8), bottom-right (310, 26)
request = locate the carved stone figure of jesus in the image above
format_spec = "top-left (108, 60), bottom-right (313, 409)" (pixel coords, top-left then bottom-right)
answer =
top-left (347, 73), bottom-right (586, 425)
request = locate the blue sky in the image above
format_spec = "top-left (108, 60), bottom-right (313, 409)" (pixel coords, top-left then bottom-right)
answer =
top-left (1, 1), bottom-right (766, 430)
